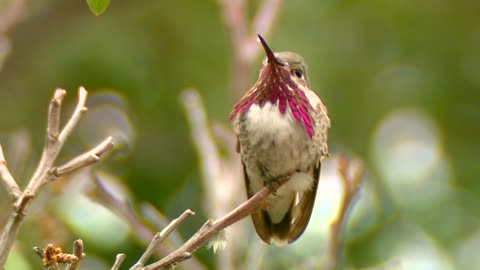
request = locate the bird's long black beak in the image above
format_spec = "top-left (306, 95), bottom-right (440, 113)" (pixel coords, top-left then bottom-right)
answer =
top-left (258, 34), bottom-right (283, 66)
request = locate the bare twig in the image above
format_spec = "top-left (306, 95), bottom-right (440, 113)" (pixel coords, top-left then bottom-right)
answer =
top-left (245, 0), bottom-right (284, 61)
top-left (130, 210), bottom-right (195, 270)
top-left (51, 136), bottom-right (114, 178)
top-left (58, 87), bottom-right (88, 145)
top-left (181, 90), bottom-right (226, 218)
top-left (0, 0), bottom-right (25, 33)
top-left (89, 174), bottom-right (206, 270)
top-left (65, 239), bottom-right (85, 270)
top-left (221, 0), bottom-right (249, 99)
top-left (47, 89), bottom-right (66, 143)
top-left (181, 89), bottom-right (245, 269)
top-left (90, 174), bottom-right (172, 255)
top-left (325, 156), bottom-right (364, 270)
top-left (111, 254), bottom-right (126, 270)
top-left (221, 0), bottom-right (247, 58)
top-left (0, 145), bottom-right (21, 200)
top-left (33, 246), bottom-right (44, 263)
top-left (210, 124), bottom-right (237, 157)
top-left (143, 175), bottom-right (291, 270)
top-left (27, 88), bottom-right (85, 191)
top-left (220, 0), bottom-right (284, 99)
top-left (0, 87), bottom-right (113, 268)
top-left (140, 203), bottom-right (184, 247)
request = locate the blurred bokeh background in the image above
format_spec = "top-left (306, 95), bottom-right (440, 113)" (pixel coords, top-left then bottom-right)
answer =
top-left (0, 0), bottom-right (480, 269)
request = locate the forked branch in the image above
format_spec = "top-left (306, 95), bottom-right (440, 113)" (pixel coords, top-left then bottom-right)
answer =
top-left (143, 175), bottom-right (291, 270)
top-left (0, 87), bottom-right (114, 268)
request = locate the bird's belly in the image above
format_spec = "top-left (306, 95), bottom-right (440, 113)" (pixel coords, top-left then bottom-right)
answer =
top-left (238, 102), bottom-right (318, 223)
top-left (239, 103), bottom-right (317, 190)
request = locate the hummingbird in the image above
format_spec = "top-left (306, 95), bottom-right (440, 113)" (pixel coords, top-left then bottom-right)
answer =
top-left (229, 35), bottom-right (330, 245)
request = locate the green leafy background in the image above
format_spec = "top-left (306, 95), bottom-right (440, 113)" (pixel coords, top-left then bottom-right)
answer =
top-left (0, 1), bottom-right (479, 269)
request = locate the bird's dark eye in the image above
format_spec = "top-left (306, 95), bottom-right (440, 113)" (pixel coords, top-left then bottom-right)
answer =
top-left (292, 69), bottom-right (303, 79)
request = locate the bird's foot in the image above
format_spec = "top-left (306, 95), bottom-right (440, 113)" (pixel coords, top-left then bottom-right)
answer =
top-left (264, 179), bottom-right (279, 195)
top-left (264, 173), bottom-right (294, 196)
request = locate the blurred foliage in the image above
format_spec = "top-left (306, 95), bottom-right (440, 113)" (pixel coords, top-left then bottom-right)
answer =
top-left (1, 0), bottom-right (480, 269)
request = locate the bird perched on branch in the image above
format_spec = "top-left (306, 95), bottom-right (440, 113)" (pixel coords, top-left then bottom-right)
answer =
top-left (230, 35), bottom-right (330, 245)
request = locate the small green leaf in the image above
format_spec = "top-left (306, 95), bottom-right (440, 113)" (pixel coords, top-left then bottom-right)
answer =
top-left (86, 0), bottom-right (111, 16)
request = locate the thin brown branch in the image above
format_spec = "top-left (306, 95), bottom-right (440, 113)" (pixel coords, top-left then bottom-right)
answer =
top-left (0, 87), bottom-right (113, 268)
top-left (244, 0), bottom-right (284, 61)
top-left (181, 90), bottom-right (223, 216)
top-left (143, 175), bottom-right (291, 270)
top-left (89, 174), bottom-right (206, 270)
top-left (221, 0), bottom-right (247, 58)
top-left (0, 144), bottom-right (21, 200)
top-left (0, 89), bottom-right (82, 267)
top-left (140, 204), bottom-right (184, 247)
top-left (220, 0), bottom-right (284, 99)
top-left (28, 87), bottom-right (85, 192)
top-left (65, 239), bottom-right (85, 270)
top-left (51, 136), bottom-right (114, 178)
top-left (111, 254), bottom-right (126, 270)
top-left (90, 174), bottom-right (171, 254)
top-left (47, 89), bottom-right (66, 144)
top-left (57, 87), bottom-right (87, 145)
top-left (130, 210), bottom-right (195, 270)
top-left (0, 0), bottom-right (25, 33)
top-left (181, 89), bottom-right (244, 270)
top-left (211, 123), bottom-right (236, 157)
top-left (325, 156), bottom-right (364, 270)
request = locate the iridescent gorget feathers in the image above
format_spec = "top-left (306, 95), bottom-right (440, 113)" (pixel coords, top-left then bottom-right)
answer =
top-left (229, 53), bottom-right (316, 138)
